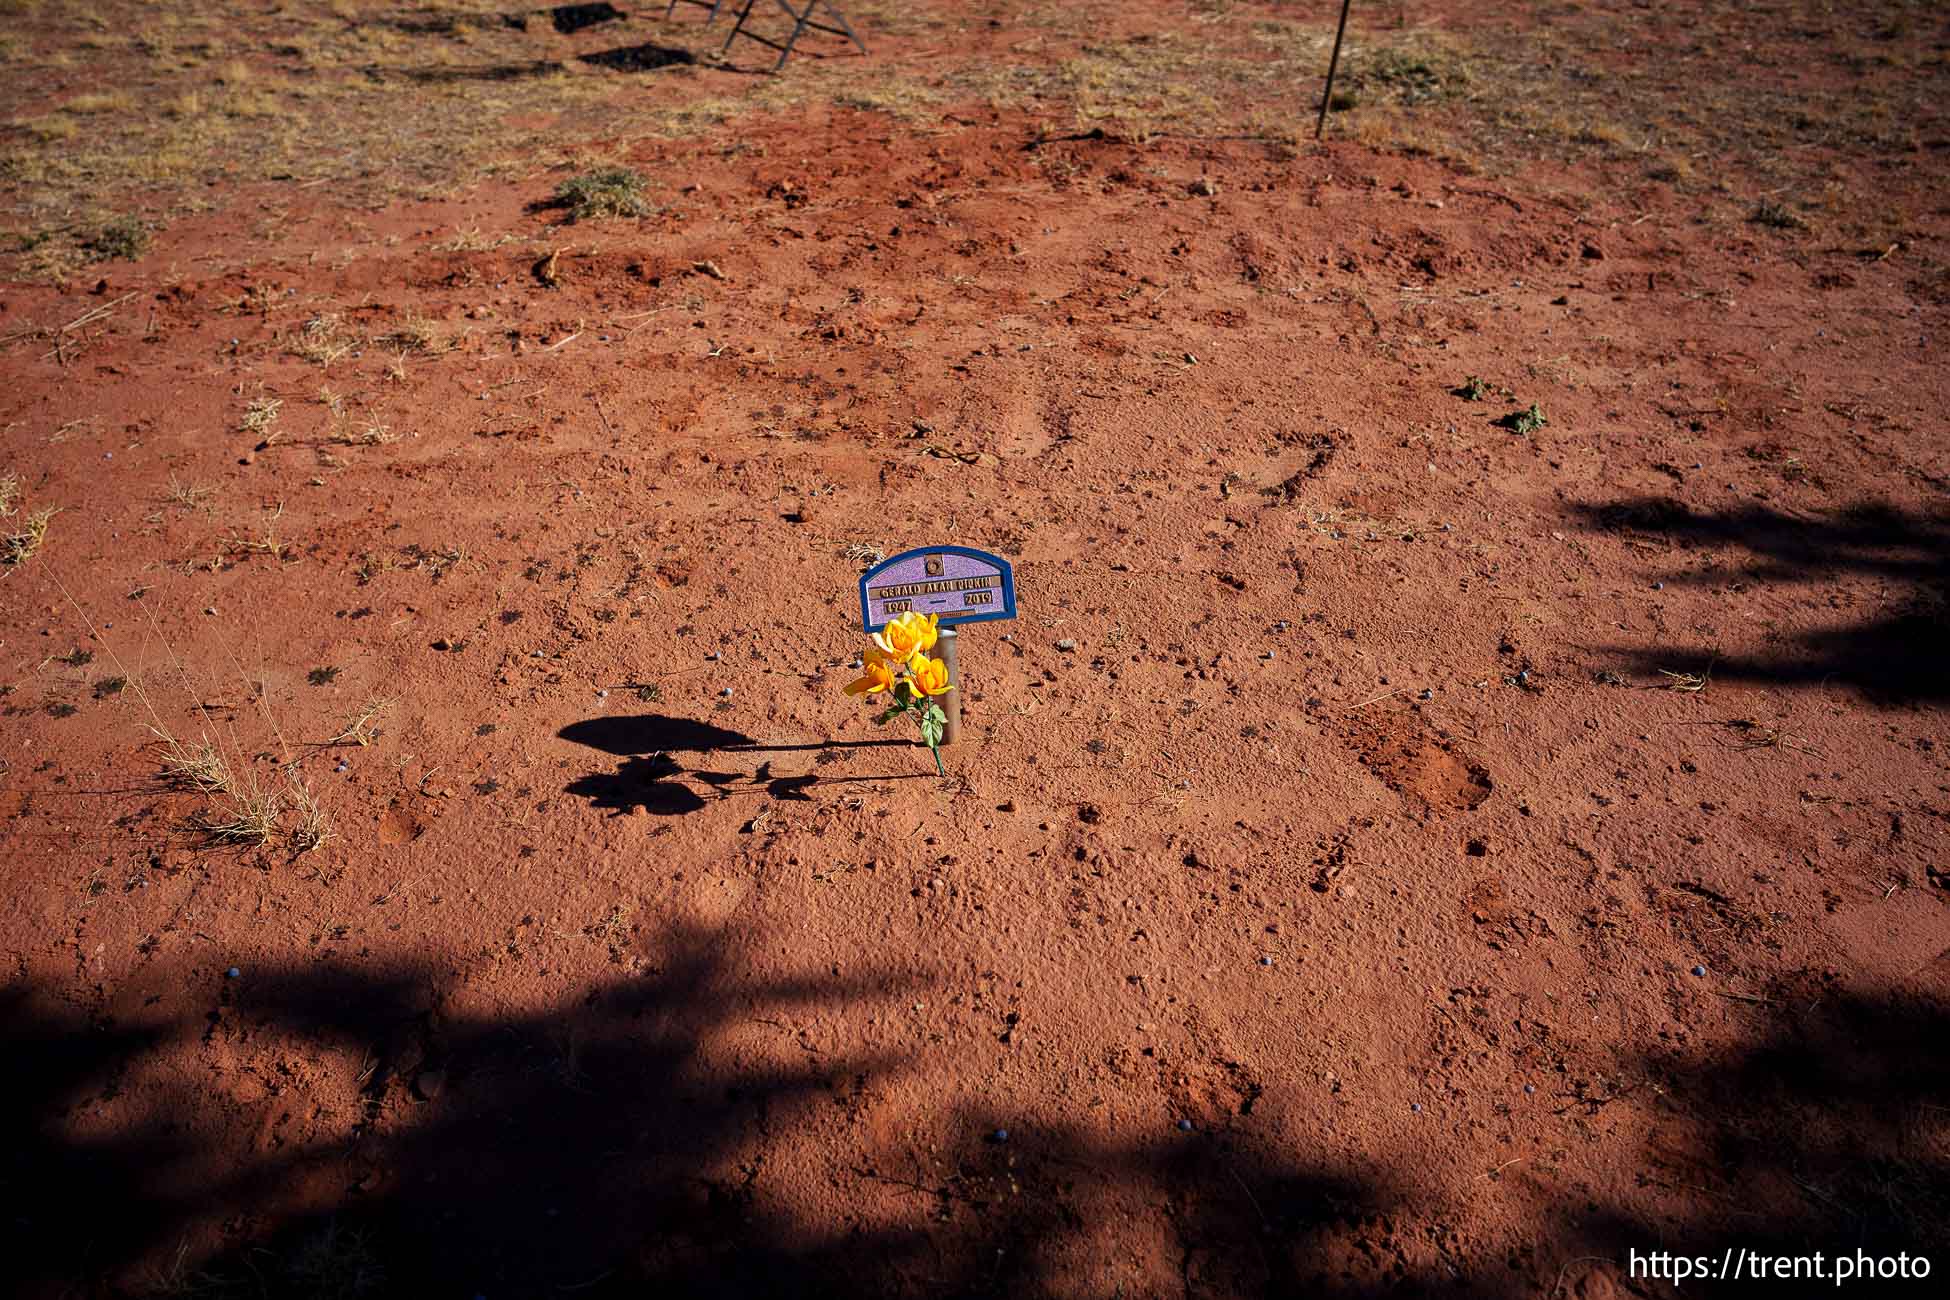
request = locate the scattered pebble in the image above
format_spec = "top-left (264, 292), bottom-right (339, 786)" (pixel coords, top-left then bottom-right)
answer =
top-left (1055, 639), bottom-right (1077, 652)
top-left (1259, 956), bottom-right (1273, 966)
top-left (706, 651), bottom-right (721, 661)
top-left (1692, 964), bottom-right (1707, 977)
top-left (1411, 1102), bottom-right (1423, 1113)
top-left (203, 607), bottom-right (217, 616)
top-left (992, 1128), bottom-right (1009, 1143)
top-left (1177, 1119), bottom-right (1194, 1132)
top-left (720, 687), bottom-right (733, 697)
top-left (225, 967), bottom-right (241, 979)
top-left (335, 761), bottom-right (348, 773)
top-left (1418, 689), bottom-right (1433, 700)
top-left (1653, 581), bottom-right (1665, 591)
top-left (596, 689), bottom-right (608, 700)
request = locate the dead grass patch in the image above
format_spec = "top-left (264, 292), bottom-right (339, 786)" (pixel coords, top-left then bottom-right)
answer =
top-left (2, 504), bottom-right (57, 570)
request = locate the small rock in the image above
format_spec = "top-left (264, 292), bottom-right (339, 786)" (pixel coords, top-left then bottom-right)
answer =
top-left (1692, 965), bottom-right (1706, 977)
top-left (1581, 243), bottom-right (1605, 260)
top-left (992, 1128), bottom-right (1009, 1143)
top-left (1189, 177), bottom-right (1218, 197)
top-left (225, 966), bottom-right (241, 979)
top-left (1055, 639), bottom-right (1077, 652)
top-left (1259, 956), bottom-right (1273, 966)
top-left (1411, 1102), bottom-right (1423, 1113)
top-left (1523, 1084), bottom-right (1535, 1095)
top-left (204, 607), bottom-right (217, 616)
top-left (413, 1070), bottom-right (447, 1101)
top-left (1177, 1119), bottom-right (1195, 1132)
top-left (720, 687), bottom-right (733, 697)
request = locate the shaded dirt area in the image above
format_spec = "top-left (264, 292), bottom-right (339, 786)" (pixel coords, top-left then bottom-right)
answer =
top-left (2, 2), bottom-right (1948, 1297)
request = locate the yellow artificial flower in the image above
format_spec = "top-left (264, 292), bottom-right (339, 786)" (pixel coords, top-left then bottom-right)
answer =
top-left (844, 649), bottom-right (898, 697)
top-left (872, 611), bottom-right (939, 660)
top-left (906, 652), bottom-right (953, 697)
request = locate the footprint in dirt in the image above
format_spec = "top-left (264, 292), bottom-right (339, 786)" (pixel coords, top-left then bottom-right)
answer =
top-left (1325, 706), bottom-right (1492, 815)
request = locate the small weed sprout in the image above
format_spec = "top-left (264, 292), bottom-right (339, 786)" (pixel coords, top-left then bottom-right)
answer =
top-left (552, 167), bottom-right (651, 222)
top-left (1458, 376), bottom-right (1493, 401)
top-left (1506, 403), bottom-right (1549, 435)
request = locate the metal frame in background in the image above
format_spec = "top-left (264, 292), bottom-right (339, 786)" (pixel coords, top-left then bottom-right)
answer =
top-left (1315, 0), bottom-right (1353, 139)
top-left (663, 0), bottom-right (729, 22)
top-left (721, 0), bottom-right (867, 73)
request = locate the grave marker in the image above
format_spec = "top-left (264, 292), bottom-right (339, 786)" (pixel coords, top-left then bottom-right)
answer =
top-left (859, 546), bottom-right (1016, 744)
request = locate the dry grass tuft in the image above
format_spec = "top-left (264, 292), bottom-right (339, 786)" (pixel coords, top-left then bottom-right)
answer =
top-left (290, 315), bottom-right (356, 366)
top-left (195, 771), bottom-right (283, 845)
top-left (240, 396), bottom-right (283, 439)
top-left (286, 770), bottom-right (333, 854)
top-left (382, 314), bottom-right (439, 352)
top-left (1659, 667), bottom-right (1712, 693)
top-left (2, 504), bottom-right (57, 569)
top-left (287, 1221), bottom-right (384, 1298)
top-left (164, 475), bottom-right (215, 509)
top-left (328, 695), bottom-right (393, 747)
top-left (0, 471), bottom-right (17, 517)
top-left (337, 420), bottom-right (399, 447)
top-left (155, 731), bottom-right (234, 794)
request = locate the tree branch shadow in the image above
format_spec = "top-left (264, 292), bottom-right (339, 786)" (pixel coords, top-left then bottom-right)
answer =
top-left (1569, 497), bottom-right (1948, 700)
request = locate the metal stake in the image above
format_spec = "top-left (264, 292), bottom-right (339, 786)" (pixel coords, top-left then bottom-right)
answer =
top-left (1316, 0), bottom-right (1353, 141)
top-left (938, 627), bottom-right (961, 745)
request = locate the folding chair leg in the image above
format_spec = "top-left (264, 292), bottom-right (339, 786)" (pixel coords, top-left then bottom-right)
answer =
top-left (668, 0), bottom-right (728, 22)
top-left (723, 0), bottom-right (760, 53)
top-left (773, 0), bottom-right (814, 73)
top-left (817, 1), bottom-right (867, 55)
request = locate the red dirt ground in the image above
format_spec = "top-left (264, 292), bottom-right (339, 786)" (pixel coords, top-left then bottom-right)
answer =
top-left (3, 2), bottom-right (1948, 1297)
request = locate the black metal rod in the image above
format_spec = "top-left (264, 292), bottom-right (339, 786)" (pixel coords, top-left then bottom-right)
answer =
top-left (1315, 0), bottom-right (1353, 140)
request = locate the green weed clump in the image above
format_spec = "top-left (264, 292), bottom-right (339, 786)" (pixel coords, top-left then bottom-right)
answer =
top-left (83, 215), bottom-right (150, 261)
top-left (552, 167), bottom-right (650, 222)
